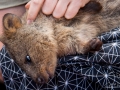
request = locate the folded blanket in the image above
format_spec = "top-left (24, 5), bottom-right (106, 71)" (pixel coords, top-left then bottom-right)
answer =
top-left (1, 27), bottom-right (120, 90)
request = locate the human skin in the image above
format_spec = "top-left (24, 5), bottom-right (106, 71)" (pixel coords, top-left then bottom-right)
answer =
top-left (25, 0), bottom-right (90, 24)
top-left (0, 4), bottom-right (26, 83)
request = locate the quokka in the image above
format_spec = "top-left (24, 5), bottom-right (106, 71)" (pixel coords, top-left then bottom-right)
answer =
top-left (1, 0), bottom-right (120, 83)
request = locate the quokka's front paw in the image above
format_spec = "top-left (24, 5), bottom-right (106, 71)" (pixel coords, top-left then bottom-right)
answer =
top-left (89, 38), bottom-right (103, 51)
top-left (83, 38), bottom-right (103, 53)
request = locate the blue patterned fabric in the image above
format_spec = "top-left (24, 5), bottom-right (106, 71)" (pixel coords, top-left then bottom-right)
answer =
top-left (1, 27), bottom-right (120, 90)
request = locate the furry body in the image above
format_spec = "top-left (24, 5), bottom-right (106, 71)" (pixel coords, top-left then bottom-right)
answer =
top-left (1, 0), bottom-right (120, 83)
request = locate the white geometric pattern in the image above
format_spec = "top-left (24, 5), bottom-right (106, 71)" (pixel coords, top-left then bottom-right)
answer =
top-left (1, 27), bottom-right (120, 90)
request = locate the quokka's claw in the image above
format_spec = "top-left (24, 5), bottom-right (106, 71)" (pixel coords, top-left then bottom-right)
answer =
top-left (89, 38), bottom-right (103, 51)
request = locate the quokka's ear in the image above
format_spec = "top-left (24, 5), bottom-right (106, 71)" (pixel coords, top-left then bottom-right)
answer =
top-left (3, 13), bottom-right (22, 37)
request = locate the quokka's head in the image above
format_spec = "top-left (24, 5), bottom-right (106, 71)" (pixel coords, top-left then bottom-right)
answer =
top-left (1, 13), bottom-right (56, 84)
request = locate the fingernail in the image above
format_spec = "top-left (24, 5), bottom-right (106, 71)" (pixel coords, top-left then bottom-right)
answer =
top-left (65, 13), bottom-right (74, 19)
top-left (65, 15), bottom-right (71, 19)
top-left (27, 20), bottom-right (33, 25)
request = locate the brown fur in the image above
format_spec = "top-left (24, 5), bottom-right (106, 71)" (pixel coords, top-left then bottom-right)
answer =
top-left (1, 0), bottom-right (120, 83)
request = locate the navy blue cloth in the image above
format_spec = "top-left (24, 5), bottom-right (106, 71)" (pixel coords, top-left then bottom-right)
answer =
top-left (1, 27), bottom-right (120, 90)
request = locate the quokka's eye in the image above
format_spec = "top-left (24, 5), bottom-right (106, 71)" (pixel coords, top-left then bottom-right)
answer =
top-left (25, 55), bottom-right (31, 64)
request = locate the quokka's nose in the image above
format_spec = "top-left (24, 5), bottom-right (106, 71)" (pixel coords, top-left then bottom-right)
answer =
top-left (36, 77), bottom-right (44, 84)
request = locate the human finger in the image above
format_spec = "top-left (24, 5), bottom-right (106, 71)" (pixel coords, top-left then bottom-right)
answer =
top-left (27, 0), bottom-right (44, 24)
top-left (42, 0), bottom-right (58, 15)
top-left (53, 0), bottom-right (71, 18)
top-left (25, 1), bottom-right (31, 9)
top-left (65, 0), bottom-right (90, 19)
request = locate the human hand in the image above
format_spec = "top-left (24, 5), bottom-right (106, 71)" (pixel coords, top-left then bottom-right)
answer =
top-left (25, 0), bottom-right (90, 24)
